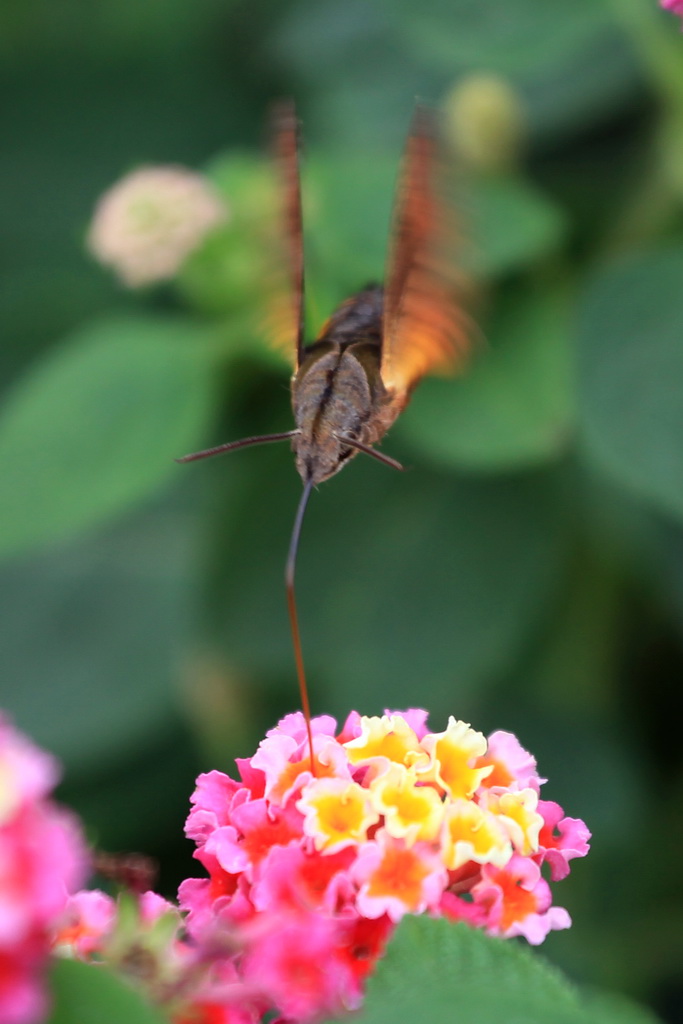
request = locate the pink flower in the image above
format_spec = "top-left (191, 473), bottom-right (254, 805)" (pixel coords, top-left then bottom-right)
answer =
top-left (476, 730), bottom-right (545, 793)
top-left (352, 834), bottom-right (447, 922)
top-left (535, 800), bottom-right (592, 881)
top-left (186, 772), bottom-right (247, 846)
top-left (250, 844), bottom-right (356, 916)
top-left (54, 890), bottom-right (116, 956)
top-left (471, 854), bottom-right (571, 945)
top-left (0, 716), bottom-right (87, 1024)
top-left (242, 913), bottom-right (359, 1021)
top-left (212, 798), bottom-right (304, 876)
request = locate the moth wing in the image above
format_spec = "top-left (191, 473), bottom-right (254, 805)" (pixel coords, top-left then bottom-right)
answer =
top-left (381, 106), bottom-right (470, 398)
top-left (263, 100), bottom-right (306, 368)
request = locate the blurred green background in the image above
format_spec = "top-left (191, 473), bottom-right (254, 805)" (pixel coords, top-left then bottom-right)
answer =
top-left (2, 0), bottom-right (683, 1020)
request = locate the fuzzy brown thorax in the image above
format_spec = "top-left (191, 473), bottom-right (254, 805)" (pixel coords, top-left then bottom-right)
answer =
top-left (290, 285), bottom-right (396, 484)
top-left (291, 341), bottom-right (388, 484)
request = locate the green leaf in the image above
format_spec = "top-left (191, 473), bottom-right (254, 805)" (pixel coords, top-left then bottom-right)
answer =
top-left (577, 246), bottom-right (683, 523)
top-left (393, 0), bottom-right (639, 140)
top-left (305, 153), bottom-right (394, 300)
top-left (400, 284), bottom-right (574, 470)
top-left (331, 918), bottom-right (663, 1024)
top-left (0, 491), bottom-right (198, 773)
top-left (336, 917), bottom-right (582, 1024)
top-left (47, 958), bottom-right (167, 1024)
top-left (0, 315), bottom-right (218, 560)
top-left (468, 176), bottom-right (567, 277)
top-left (396, 0), bottom-right (613, 79)
top-left (0, 265), bottom-right (124, 391)
top-left (181, 153), bottom-right (276, 320)
top-left (276, 0), bottom-right (638, 148)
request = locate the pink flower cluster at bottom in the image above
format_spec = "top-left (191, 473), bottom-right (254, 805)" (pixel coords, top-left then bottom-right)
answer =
top-left (52, 710), bottom-right (590, 1023)
top-left (0, 716), bottom-right (86, 1024)
top-left (167, 709), bottom-right (591, 1023)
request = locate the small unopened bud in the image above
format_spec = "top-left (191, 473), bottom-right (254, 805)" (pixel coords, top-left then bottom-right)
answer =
top-left (444, 74), bottom-right (526, 173)
top-left (87, 166), bottom-right (228, 287)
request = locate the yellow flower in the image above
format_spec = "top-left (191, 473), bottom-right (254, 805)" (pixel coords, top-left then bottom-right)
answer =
top-left (420, 718), bottom-right (492, 799)
top-left (484, 789), bottom-right (543, 855)
top-left (343, 715), bottom-right (429, 775)
top-left (369, 764), bottom-right (444, 845)
top-left (442, 798), bottom-right (512, 870)
top-left (297, 778), bottom-right (379, 852)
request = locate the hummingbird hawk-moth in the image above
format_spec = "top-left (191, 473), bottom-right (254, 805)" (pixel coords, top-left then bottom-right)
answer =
top-left (179, 102), bottom-right (470, 770)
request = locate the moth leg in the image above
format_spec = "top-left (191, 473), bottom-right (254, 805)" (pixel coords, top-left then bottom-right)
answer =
top-left (335, 435), bottom-right (405, 472)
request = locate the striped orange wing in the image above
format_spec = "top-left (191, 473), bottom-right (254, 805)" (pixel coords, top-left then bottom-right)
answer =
top-left (381, 106), bottom-right (469, 398)
top-left (265, 100), bottom-right (306, 368)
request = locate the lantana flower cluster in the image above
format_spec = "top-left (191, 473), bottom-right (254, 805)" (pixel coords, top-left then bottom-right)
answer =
top-left (175, 710), bottom-right (591, 1023)
top-left (0, 716), bottom-right (86, 1024)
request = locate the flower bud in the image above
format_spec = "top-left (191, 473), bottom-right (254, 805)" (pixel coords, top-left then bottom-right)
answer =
top-left (444, 74), bottom-right (526, 173)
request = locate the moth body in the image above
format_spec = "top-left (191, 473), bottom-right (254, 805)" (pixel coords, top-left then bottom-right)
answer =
top-left (291, 285), bottom-right (402, 484)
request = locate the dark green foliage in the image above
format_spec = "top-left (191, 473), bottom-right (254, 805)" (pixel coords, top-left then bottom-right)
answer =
top-left (578, 246), bottom-right (683, 521)
top-left (0, 317), bottom-right (218, 558)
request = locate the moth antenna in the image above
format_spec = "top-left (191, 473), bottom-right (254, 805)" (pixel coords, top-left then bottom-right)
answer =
top-left (176, 430), bottom-right (299, 463)
top-left (335, 435), bottom-right (405, 472)
top-left (285, 476), bottom-right (316, 776)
